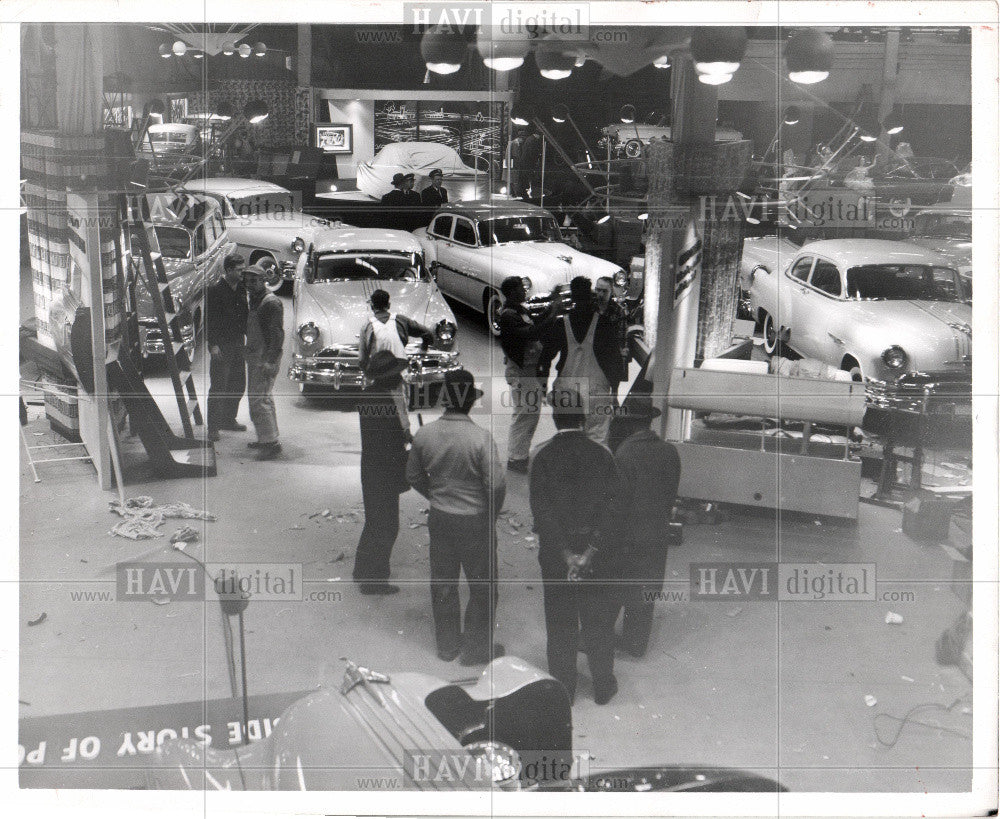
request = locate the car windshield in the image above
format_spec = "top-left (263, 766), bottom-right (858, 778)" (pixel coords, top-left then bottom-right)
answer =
top-left (478, 216), bottom-right (562, 245)
top-left (152, 227), bottom-right (191, 259)
top-left (227, 192), bottom-right (297, 221)
top-left (845, 264), bottom-right (965, 302)
top-left (913, 214), bottom-right (971, 240)
top-left (313, 252), bottom-right (426, 282)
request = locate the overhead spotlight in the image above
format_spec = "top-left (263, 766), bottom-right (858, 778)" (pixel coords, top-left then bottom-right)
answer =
top-left (158, 43), bottom-right (172, 59)
top-left (191, 49), bottom-right (204, 59)
top-left (172, 40), bottom-right (187, 56)
top-left (421, 25), bottom-right (467, 75)
top-left (783, 106), bottom-right (801, 125)
top-left (785, 29), bottom-right (834, 84)
top-left (536, 46), bottom-right (575, 80)
top-left (637, 212), bottom-right (649, 221)
top-left (244, 100), bottom-right (269, 124)
top-left (698, 72), bottom-right (734, 86)
top-left (213, 102), bottom-right (234, 121)
top-left (253, 42), bottom-right (267, 58)
top-left (745, 215), bottom-right (761, 225)
top-left (551, 104), bottom-right (569, 124)
top-left (619, 104), bottom-right (636, 124)
top-left (238, 43), bottom-right (252, 59)
top-left (596, 213), bottom-right (611, 225)
top-left (476, 27), bottom-right (529, 71)
top-left (509, 105), bottom-right (531, 127)
top-left (884, 114), bottom-right (904, 135)
top-left (222, 42), bottom-right (236, 56)
top-left (690, 27), bottom-right (747, 78)
top-left (653, 55), bottom-right (671, 69)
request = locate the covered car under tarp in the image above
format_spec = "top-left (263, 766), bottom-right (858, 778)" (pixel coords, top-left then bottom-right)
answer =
top-left (356, 141), bottom-right (488, 201)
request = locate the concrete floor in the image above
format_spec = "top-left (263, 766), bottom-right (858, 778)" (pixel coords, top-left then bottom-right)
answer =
top-left (19, 286), bottom-right (974, 792)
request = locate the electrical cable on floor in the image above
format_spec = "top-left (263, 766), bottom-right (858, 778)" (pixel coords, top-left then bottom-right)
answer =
top-left (873, 695), bottom-right (972, 748)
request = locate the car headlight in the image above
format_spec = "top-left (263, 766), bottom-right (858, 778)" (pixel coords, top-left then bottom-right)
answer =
top-left (521, 276), bottom-right (532, 294)
top-left (291, 237), bottom-right (306, 253)
top-left (881, 345), bottom-right (908, 370)
top-left (435, 319), bottom-right (457, 350)
top-left (298, 322), bottom-right (320, 346)
top-left (613, 268), bottom-right (628, 288)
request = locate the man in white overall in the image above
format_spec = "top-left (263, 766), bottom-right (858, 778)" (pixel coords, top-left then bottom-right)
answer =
top-left (541, 277), bottom-right (626, 446)
top-left (358, 288), bottom-right (435, 434)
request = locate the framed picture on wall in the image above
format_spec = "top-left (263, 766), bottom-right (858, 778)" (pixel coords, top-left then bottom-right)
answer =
top-left (315, 124), bottom-right (353, 154)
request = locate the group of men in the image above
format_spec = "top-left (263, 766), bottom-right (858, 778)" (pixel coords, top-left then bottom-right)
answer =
top-left (379, 167), bottom-right (448, 231)
top-left (351, 276), bottom-right (680, 706)
top-left (205, 254), bottom-right (285, 459)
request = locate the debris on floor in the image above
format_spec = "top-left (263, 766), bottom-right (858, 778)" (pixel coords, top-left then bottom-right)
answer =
top-left (109, 497), bottom-right (216, 540)
top-left (864, 694), bottom-right (878, 707)
top-left (170, 525), bottom-right (200, 545)
top-left (27, 612), bottom-right (47, 626)
top-left (885, 611), bottom-right (904, 625)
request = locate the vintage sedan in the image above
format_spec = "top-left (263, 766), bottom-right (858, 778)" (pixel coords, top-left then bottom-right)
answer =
top-left (414, 200), bottom-right (629, 335)
top-left (288, 227), bottom-right (460, 394)
top-left (181, 177), bottom-right (335, 291)
top-left (146, 656), bottom-right (785, 792)
top-left (742, 238), bottom-right (971, 383)
top-left (908, 204), bottom-right (972, 288)
top-left (137, 123), bottom-right (202, 181)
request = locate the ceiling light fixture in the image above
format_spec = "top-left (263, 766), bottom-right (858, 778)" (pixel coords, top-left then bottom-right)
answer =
top-left (421, 25), bottom-right (467, 75)
top-left (551, 103), bottom-right (569, 124)
top-left (238, 43), bottom-right (252, 58)
top-left (690, 27), bottom-right (747, 81)
top-left (159, 43), bottom-right (172, 58)
top-left (536, 47), bottom-right (575, 80)
top-left (785, 29), bottom-right (834, 84)
top-left (653, 55), bottom-right (670, 69)
top-left (783, 105), bottom-right (801, 125)
top-left (619, 104), bottom-right (636, 124)
top-left (476, 27), bottom-right (529, 71)
top-left (698, 72), bottom-right (735, 86)
top-left (244, 100), bottom-right (269, 124)
top-left (172, 40), bottom-right (187, 56)
top-left (253, 42), bottom-right (267, 57)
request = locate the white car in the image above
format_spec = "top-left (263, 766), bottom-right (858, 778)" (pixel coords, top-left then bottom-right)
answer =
top-left (356, 142), bottom-right (491, 202)
top-left (288, 227), bottom-right (460, 392)
top-left (181, 177), bottom-right (335, 290)
top-left (742, 237), bottom-right (971, 383)
top-left (414, 200), bottom-right (628, 335)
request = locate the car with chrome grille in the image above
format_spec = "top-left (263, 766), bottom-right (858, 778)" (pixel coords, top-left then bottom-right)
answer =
top-left (288, 227), bottom-right (460, 394)
top-left (181, 177), bottom-right (335, 292)
top-left (414, 200), bottom-right (629, 336)
top-left (742, 238), bottom-right (971, 384)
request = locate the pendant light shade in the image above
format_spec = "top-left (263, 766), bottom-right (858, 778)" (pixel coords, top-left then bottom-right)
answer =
top-left (421, 26), bottom-right (467, 74)
top-left (785, 29), bottom-right (834, 84)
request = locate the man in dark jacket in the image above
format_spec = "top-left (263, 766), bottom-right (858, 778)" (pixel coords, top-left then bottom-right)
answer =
top-left (529, 397), bottom-right (625, 705)
top-left (205, 253), bottom-right (247, 441)
top-left (612, 396), bottom-right (681, 657)
top-left (419, 167), bottom-right (448, 226)
top-left (243, 264), bottom-right (284, 460)
top-left (540, 276), bottom-right (627, 446)
top-left (354, 350), bottom-right (412, 595)
top-left (498, 275), bottom-right (559, 472)
top-left (380, 173), bottom-right (408, 230)
top-left (401, 173), bottom-right (423, 231)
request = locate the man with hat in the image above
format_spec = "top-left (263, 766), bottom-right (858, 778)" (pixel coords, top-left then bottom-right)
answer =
top-left (400, 172), bottom-right (422, 231)
top-left (242, 263), bottom-right (284, 460)
top-left (612, 393), bottom-right (681, 658)
top-left (380, 173), bottom-right (409, 230)
top-left (406, 369), bottom-right (506, 665)
top-left (205, 252), bottom-right (248, 442)
top-left (354, 350), bottom-right (412, 595)
top-left (419, 168), bottom-right (448, 227)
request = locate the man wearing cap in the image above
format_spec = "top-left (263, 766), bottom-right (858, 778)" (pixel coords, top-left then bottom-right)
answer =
top-left (406, 370), bottom-right (506, 665)
top-left (401, 172), bottom-right (422, 231)
top-left (381, 173), bottom-right (408, 230)
top-left (612, 394), bottom-right (681, 658)
top-left (205, 253), bottom-right (248, 442)
top-left (243, 263), bottom-right (284, 460)
top-left (420, 168), bottom-right (448, 227)
top-left (354, 350), bottom-right (412, 595)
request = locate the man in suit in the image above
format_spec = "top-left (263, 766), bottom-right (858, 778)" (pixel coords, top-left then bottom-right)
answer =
top-left (380, 173), bottom-right (408, 230)
top-left (420, 167), bottom-right (448, 210)
top-left (400, 172), bottom-right (423, 231)
top-left (540, 276), bottom-right (627, 446)
top-left (529, 397), bottom-right (625, 705)
top-left (612, 395), bottom-right (681, 657)
top-left (205, 253), bottom-right (247, 441)
top-left (354, 350), bottom-right (412, 596)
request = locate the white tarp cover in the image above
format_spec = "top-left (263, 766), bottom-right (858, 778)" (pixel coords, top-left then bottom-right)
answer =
top-left (356, 141), bottom-right (480, 199)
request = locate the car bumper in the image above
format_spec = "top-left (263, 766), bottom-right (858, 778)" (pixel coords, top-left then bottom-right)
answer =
top-left (279, 259), bottom-right (296, 281)
top-left (289, 351), bottom-right (460, 389)
top-left (138, 321), bottom-right (194, 358)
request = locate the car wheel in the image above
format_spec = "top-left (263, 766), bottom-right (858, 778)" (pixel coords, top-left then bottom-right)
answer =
top-left (250, 252), bottom-right (284, 294)
top-left (484, 290), bottom-right (503, 338)
top-left (842, 358), bottom-right (864, 382)
top-left (762, 312), bottom-right (780, 356)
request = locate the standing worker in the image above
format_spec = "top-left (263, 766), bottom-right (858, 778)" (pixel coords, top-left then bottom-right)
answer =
top-left (529, 396), bottom-right (625, 705)
top-left (380, 173), bottom-right (408, 230)
top-left (353, 350), bottom-right (412, 595)
top-left (205, 253), bottom-right (247, 442)
top-left (400, 172), bottom-right (422, 231)
top-left (612, 395), bottom-right (681, 657)
top-left (406, 370), bottom-right (506, 665)
top-left (497, 275), bottom-right (559, 473)
top-left (420, 168), bottom-right (448, 226)
top-left (243, 263), bottom-right (284, 460)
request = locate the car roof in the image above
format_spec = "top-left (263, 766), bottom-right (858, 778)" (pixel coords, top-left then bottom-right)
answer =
top-left (797, 239), bottom-right (952, 269)
top-left (311, 227), bottom-right (423, 254)
top-left (435, 199), bottom-right (552, 220)
top-left (182, 177), bottom-right (291, 197)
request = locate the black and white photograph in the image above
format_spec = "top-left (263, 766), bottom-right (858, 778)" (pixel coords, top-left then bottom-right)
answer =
top-left (5, 1), bottom-right (998, 816)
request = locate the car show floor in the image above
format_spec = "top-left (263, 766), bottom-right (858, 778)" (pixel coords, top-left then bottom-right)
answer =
top-left (18, 284), bottom-right (974, 792)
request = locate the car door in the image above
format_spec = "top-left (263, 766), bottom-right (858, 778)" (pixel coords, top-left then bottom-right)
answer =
top-left (447, 216), bottom-right (484, 306)
top-left (798, 257), bottom-right (846, 364)
top-left (781, 255), bottom-right (814, 352)
top-left (425, 214), bottom-right (462, 303)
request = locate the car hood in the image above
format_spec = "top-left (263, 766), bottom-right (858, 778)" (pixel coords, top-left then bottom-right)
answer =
top-left (295, 280), bottom-right (455, 347)
top-left (908, 236), bottom-right (972, 272)
top-left (484, 243), bottom-right (619, 289)
top-left (134, 258), bottom-right (197, 318)
top-left (228, 211), bottom-right (330, 236)
top-left (848, 299), bottom-right (971, 367)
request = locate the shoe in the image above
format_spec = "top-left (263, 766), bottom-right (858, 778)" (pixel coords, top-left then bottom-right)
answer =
top-left (247, 441), bottom-right (265, 449)
top-left (506, 459), bottom-right (529, 474)
top-left (255, 442), bottom-right (282, 460)
top-left (359, 583), bottom-right (400, 595)
top-left (436, 646), bottom-right (461, 662)
top-left (594, 676), bottom-right (618, 706)
top-left (218, 421), bottom-right (247, 432)
top-left (206, 429), bottom-right (220, 442)
top-left (459, 643), bottom-right (505, 666)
